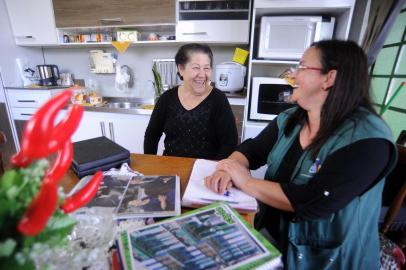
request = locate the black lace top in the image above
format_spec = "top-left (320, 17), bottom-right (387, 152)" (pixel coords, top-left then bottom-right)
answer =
top-left (144, 86), bottom-right (238, 160)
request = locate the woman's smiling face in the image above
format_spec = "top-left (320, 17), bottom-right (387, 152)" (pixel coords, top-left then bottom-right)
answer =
top-left (290, 47), bottom-right (331, 110)
top-left (178, 52), bottom-right (212, 95)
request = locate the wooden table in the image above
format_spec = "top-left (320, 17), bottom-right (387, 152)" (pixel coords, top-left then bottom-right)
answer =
top-left (61, 154), bottom-right (255, 224)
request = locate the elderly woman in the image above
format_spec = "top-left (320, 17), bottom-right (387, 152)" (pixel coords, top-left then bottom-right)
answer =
top-left (205, 40), bottom-right (397, 269)
top-left (144, 43), bottom-right (238, 160)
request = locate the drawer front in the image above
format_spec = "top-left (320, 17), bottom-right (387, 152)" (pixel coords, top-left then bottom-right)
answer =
top-left (8, 91), bottom-right (52, 108)
top-left (12, 107), bottom-right (38, 120)
top-left (176, 20), bottom-right (249, 43)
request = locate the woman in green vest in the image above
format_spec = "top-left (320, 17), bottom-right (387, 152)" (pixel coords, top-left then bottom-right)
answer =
top-left (205, 40), bottom-right (397, 269)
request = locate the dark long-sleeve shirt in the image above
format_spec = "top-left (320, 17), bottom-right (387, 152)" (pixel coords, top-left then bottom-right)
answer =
top-left (237, 118), bottom-right (392, 221)
top-left (144, 86), bottom-right (238, 160)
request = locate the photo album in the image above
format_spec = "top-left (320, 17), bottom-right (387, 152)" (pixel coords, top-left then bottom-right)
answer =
top-left (118, 202), bottom-right (281, 270)
top-left (72, 174), bottom-right (181, 219)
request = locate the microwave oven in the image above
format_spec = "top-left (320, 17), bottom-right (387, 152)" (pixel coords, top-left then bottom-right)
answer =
top-left (249, 77), bottom-right (294, 121)
top-left (258, 16), bottom-right (335, 60)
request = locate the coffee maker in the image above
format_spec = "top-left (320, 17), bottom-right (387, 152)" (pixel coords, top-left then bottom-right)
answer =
top-left (37, 65), bottom-right (60, 86)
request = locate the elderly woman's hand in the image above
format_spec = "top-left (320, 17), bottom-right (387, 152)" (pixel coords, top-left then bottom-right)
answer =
top-left (204, 170), bottom-right (232, 194)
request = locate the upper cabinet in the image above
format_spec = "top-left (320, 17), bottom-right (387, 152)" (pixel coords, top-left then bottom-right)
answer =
top-left (176, 0), bottom-right (251, 44)
top-left (5, 0), bottom-right (59, 45)
top-left (53, 0), bottom-right (176, 28)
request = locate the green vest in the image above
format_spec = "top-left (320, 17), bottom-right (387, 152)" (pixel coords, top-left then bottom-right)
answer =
top-left (264, 107), bottom-right (396, 270)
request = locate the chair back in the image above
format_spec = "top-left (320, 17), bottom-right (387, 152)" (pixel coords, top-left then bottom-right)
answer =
top-left (380, 144), bottom-right (406, 248)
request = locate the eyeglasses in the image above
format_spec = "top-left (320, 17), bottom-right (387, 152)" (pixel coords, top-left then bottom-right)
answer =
top-left (292, 64), bottom-right (323, 73)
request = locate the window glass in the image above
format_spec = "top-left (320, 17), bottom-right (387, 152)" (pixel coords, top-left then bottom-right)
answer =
top-left (381, 110), bottom-right (406, 140)
top-left (371, 77), bottom-right (390, 104)
top-left (373, 47), bottom-right (399, 75)
top-left (395, 46), bottom-right (406, 75)
top-left (387, 78), bottom-right (406, 109)
top-left (385, 13), bottom-right (406, 44)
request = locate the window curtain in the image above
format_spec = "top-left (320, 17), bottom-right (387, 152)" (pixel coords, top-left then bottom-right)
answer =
top-left (361, 0), bottom-right (406, 65)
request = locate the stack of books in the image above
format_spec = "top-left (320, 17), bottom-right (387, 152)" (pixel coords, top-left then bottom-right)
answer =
top-left (72, 136), bottom-right (131, 178)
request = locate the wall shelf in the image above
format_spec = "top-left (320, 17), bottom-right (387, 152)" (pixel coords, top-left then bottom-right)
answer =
top-left (251, 59), bottom-right (298, 65)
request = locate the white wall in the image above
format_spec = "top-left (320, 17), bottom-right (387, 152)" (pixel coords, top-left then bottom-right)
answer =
top-left (0, 0), bottom-right (44, 86)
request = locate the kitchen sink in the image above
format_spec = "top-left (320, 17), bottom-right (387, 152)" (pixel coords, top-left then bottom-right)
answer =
top-left (103, 102), bottom-right (142, 109)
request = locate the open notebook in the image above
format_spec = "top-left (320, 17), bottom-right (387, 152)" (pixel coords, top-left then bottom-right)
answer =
top-left (182, 159), bottom-right (258, 212)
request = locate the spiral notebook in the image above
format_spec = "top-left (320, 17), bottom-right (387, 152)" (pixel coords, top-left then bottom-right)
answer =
top-left (182, 159), bottom-right (258, 213)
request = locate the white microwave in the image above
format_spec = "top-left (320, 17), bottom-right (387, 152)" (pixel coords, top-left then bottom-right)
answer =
top-left (258, 16), bottom-right (335, 60)
top-left (249, 77), bottom-right (294, 121)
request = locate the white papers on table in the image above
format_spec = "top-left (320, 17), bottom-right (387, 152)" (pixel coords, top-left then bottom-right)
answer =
top-left (182, 159), bottom-right (258, 212)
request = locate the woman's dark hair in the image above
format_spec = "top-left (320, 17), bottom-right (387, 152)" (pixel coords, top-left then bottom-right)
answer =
top-left (175, 43), bottom-right (213, 80)
top-left (285, 39), bottom-right (377, 159)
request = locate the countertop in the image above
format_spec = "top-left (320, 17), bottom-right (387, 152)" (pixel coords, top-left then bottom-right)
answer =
top-left (5, 86), bottom-right (69, 90)
top-left (73, 96), bottom-right (155, 115)
top-left (79, 93), bottom-right (246, 115)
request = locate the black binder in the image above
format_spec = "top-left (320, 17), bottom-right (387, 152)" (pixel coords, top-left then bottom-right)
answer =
top-left (72, 136), bottom-right (131, 177)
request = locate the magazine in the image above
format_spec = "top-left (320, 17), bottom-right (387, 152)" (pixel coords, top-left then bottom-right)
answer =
top-left (118, 202), bottom-right (281, 270)
top-left (71, 174), bottom-right (181, 219)
top-left (182, 159), bottom-right (258, 212)
top-left (115, 175), bottom-right (181, 219)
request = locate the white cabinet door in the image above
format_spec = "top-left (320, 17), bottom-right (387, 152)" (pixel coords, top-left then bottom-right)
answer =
top-left (69, 111), bottom-right (106, 142)
top-left (176, 20), bottom-right (249, 43)
top-left (107, 113), bottom-right (150, 154)
top-left (67, 111), bottom-right (164, 154)
top-left (107, 113), bottom-right (165, 154)
top-left (5, 0), bottom-right (58, 45)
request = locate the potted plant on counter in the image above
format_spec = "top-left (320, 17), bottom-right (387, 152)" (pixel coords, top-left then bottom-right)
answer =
top-left (152, 62), bottom-right (163, 104)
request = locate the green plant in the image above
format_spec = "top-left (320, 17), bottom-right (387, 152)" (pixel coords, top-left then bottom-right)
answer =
top-left (0, 89), bottom-right (103, 269)
top-left (0, 160), bottom-right (76, 269)
top-left (152, 62), bottom-right (163, 98)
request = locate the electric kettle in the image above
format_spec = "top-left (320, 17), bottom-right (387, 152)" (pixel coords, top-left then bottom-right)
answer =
top-left (37, 64), bottom-right (60, 86)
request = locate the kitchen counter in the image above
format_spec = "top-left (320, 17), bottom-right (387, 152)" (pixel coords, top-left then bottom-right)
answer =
top-left (74, 96), bottom-right (155, 115)
top-left (5, 86), bottom-right (69, 90)
top-left (76, 94), bottom-right (246, 115)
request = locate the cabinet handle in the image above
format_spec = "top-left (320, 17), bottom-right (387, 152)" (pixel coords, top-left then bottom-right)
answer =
top-left (15, 35), bottom-right (35, 39)
top-left (109, 122), bottom-right (115, 141)
top-left (100, 18), bottom-right (123, 23)
top-left (100, 122), bottom-right (106, 137)
top-left (17, 100), bottom-right (36, 103)
top-left (181, 32), bottom-right (208, 35)
top-left (21, 113), bottom-right (33, 116)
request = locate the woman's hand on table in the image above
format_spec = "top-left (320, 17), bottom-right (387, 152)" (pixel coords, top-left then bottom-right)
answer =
top-left (204, 169), bottom-right (232, 194)
top-left (204, 158), bottom-right (251, 194)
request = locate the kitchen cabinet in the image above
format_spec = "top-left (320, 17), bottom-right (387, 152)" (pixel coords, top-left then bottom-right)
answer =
top-left (53, 0), bottom-right (175, 28)
top-left (5, 88), bottom-right (64, 148)
top-left (69, 111), bottom-right (164, 154)
top-left (176, 0), bottom-right (251, 43)
top-left (5, 0), bottom-right (59, 45)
